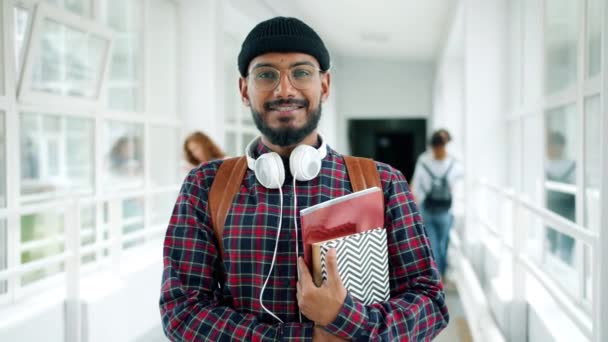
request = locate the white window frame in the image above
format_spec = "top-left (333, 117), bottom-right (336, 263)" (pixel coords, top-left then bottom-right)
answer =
top-left (17, 2), bottom-right (113, 109)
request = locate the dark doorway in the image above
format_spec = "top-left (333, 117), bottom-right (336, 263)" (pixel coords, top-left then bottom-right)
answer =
top-left (348, 119), bottom-right (427, 181)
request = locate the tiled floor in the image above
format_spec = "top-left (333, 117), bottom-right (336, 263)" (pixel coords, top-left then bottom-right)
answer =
top-left (435, 286), bottom-right (472, 342)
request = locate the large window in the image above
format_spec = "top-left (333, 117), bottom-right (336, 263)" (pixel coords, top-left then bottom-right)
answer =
top-left (544, 0), bottom-right (579, 95)
top-left (18, 3), bottom-right (112, 107)
top-left (101, 0), bottom-right (143, 112)
top-left (103, 121), bottom-right (144, 189)
top-left (1, 0), bottom-right (181, 302)
top-left (20, 113), bottom-right (95, 199)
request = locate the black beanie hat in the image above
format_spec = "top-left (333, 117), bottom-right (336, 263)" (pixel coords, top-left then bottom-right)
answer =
top-left (238, 17), bottom-right (330, 77)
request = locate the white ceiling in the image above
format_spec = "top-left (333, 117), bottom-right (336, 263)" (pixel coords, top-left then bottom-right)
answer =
top-left (261, 0), bottom-right (456, 62)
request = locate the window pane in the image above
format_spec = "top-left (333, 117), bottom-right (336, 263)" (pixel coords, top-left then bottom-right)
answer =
top-left (20, 211), bottom-right (65, 285)
top-left (0, 219), bottom-right (6, 295)
top-left (20, 113), bottom-right (94, 198)
top-left (584, 95), bottom-right (601, 232)
top-left (31, 18), bottom-right (109, 99)
top-left (102, 0), bottom-right (143, 112)
top-left (149, 126), bottom-right (180, 186)
top-left (545, 0), bottom-right (578, 94)
top-left (545, 105), bottom-right (577, 185)
top-left (0, 4), bottom-right (4, 96)
top-left (80, 205), bottom-right (96, 264)
top-left (103, 122), bottom-right (144, 189)
top-left (544, 105), bottom-right (577, 266)
top-left (586, 0), bottom-right (602, 78)
top-left (45, 0), bottom-right (90, 16)
top-left (122, 197), bottom-right (144, 249)
top-left (0, 112), bottom-right (5, 207)
top-left (14, 6), bottom-right (29, 76)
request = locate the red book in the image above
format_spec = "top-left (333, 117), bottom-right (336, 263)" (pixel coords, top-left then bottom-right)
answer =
top-left (300, 187), bottom-right (384, 267)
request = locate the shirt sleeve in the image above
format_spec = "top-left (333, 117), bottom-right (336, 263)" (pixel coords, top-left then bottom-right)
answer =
top-left (159, 168), bottom-right (313, 341)
top-left (323, 166), bottom-right (449, 341)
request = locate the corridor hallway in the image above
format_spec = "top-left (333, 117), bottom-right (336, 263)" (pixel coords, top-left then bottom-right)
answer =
top-left (1, 0), bottom-right (607, 341)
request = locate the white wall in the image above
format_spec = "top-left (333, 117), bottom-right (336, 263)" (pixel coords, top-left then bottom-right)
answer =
top-left (332, 56), bottom-right (435, 154)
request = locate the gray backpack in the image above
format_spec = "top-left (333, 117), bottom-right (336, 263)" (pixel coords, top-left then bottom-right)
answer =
top-left (421, 161), bottom-right (454, 213)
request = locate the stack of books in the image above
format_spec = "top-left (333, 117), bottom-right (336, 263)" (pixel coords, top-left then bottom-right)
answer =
top-left (300, 187), bottom-right (389, 305)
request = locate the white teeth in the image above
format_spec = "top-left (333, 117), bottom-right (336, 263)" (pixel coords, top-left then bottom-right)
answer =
top-left (273, 106), bottom-right (299, 111)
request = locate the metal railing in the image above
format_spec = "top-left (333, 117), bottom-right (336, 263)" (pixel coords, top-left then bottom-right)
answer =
top-left (474, 180), bottom-right (596, 340)
top-left (0, 185), bottom-right (179, 341)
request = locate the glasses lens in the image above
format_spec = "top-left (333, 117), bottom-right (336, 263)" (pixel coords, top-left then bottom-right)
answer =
top-left (252, 67), bottom-right (280, 90)
top-left (290, 65), bottom-right (317, 90)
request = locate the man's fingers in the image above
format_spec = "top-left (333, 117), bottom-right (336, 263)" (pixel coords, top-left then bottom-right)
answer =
top-left (298, 257), bottom-right (313, 283)
top-left (325, 248), bottom-right (342, 286)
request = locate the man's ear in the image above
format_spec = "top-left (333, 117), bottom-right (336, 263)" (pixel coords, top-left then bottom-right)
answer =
top-left (320, 72), bottom-right (331, 102)
top-left (239, 77), bottom-right (251, 106)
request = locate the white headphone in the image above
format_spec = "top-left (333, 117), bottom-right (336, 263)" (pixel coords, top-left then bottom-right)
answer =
top-left (245, 134), bottom-right (327, 189)
top-left (245, 134), bottom-right (326, 323)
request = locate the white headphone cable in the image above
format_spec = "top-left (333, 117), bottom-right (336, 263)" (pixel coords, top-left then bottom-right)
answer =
top-left (292, 173), bottom-right (303, 323)
top-left (259, 184), bottom-right (284, 323)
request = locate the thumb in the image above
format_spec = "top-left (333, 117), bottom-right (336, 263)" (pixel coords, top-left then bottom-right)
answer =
top-left (325, 248), bottom-right (342, 286)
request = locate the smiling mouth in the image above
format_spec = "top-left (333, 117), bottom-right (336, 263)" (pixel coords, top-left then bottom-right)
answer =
top-left (268, 104), bottom-right (305, 114)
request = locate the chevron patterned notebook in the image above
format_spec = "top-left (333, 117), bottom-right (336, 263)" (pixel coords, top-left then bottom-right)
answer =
top-left (312, 228), bottom-right (389, 305)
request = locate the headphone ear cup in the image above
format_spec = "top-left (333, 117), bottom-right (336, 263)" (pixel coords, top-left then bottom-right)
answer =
top-left (290, 145), bottom-right (322, 181)
top-left (254, 152), bottom-right (284, 189)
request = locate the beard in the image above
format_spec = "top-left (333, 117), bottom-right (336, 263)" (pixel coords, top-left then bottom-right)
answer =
top-left (251, 98), bottom-right (322, 147)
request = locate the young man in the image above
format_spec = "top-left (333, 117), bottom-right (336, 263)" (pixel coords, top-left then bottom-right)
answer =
top-left (411, 129), bottom-right (463, 278)
top-left (160, 17), bottom-right (448, 341)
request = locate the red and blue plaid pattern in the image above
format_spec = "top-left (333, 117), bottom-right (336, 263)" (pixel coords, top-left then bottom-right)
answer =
top-left (160, 143), bottom-right (449, 341)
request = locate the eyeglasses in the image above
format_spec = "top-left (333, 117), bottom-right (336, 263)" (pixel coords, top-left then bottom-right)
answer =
top-left (248, 65), bottom-right (322, 91)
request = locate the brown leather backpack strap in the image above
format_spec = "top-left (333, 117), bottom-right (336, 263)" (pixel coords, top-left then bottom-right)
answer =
top-left (344, 156), bottom-right (381, 191)
top-left (209, 156), bottom-right (248, 259)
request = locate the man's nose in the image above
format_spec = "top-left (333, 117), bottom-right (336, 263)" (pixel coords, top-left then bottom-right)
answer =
top-left (273, 73), bottom-right (297, 97)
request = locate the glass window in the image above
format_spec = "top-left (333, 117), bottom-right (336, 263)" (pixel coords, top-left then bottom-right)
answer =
top-left (586, 0), bottom-right (602, 78)
top-left (584, 95), bottom-right (601, 232)
top-left (102, 0), bottom-right (143, 112)
top-left (0, 219), bottom-right (6, 295)
top-left (14, 6), bottom-right (29, 76)
top-left (0, 112), bottom-right (5, 207)
top-left (122, 197), bottom-right (144, 249)
top-left (103, 121), bottom-right (144, 189)
top-left (29, 18), bottom-right (108, 99)
top-left (45, 0), bottom-right (90, 16)
top-left (544, 0), bottom-right (579, 94)
top-left (544, 105), bottom-right (577, 266)
top-left (20, 113), bottom-right (94, 198)
top-left (80, 205), bottom-right (96, 264)
top-left (149, 126), bottom-right (180, 187)
top-left (545, 105), bottom-right (577, 185)
top-left (20, 211), bottom-right (65, 285)
top-left (0, 4), bottom-right (4, 96)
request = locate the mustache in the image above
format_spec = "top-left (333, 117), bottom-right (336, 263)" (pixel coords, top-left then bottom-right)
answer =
top-left (263, 98), bottom-right (309, 111)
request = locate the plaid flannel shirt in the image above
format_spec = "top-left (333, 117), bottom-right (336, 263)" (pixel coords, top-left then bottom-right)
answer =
top-left (160, 142), bottom-right (449, 341)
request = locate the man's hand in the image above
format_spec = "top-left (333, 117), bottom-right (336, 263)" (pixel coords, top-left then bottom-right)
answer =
top-left (297, 248), bottom-right (347, 326)
top-left (313, 325), bottom-right (348, 341)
